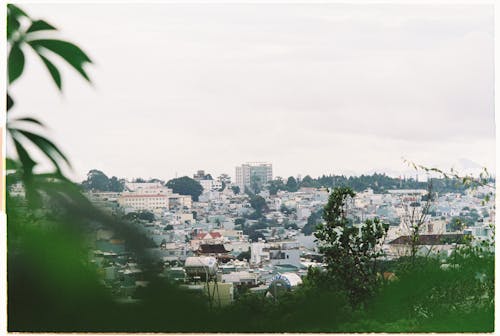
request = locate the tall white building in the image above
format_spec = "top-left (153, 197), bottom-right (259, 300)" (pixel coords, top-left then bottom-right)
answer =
top-left (235, 162), bottom-right (273, 192)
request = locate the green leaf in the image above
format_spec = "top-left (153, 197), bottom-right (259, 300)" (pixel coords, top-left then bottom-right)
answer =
top-left (10, 128), bottom-right (72, 172)
top-left (26, 20), bottom-right (57, 33)
top-left (6, 158), bottom-right (20, 171)
top-left (8, 45), bottom-right (25, 84)
top-left (38, 54), bottom-right (62, 90)
top-left (11, 134), bottom-right (36, 176)
top-left (10, 117), bottom-right (46, 128)
top-left (7, 5), bottom-right (29, 19)
top-left (7, 93), bottom-right (14, 111)
top-left (28, 39), bottom-right (92, 81)
top-left (7, 15), bottom-right (20, 40)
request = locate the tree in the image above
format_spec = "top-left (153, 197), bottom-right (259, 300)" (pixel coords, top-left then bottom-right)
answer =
top-left (280, 204), bottom-right (295, 215)
top-left (166, 176), bottom-right (203, 201)
top-left (234, 218), bottom-right (246, 226)
top-left (314, 187), bottom-right (388, 304)
top-left (250, 174), bottom-right (262, 194)
top-left (124, 211), bottom-right (155, 223)
top-left (237, 250), bottom-right (251, 261)
top-left (81, 170), bottom-right (124, 192)
top-left (267, 177), bottom-right (286, 195)
top-left (448, 217), bottom-right (467, 232)
top-left (399, 183), bottom-right (436, 265)
top-left (300, 175), bottom-right (315, 188)
top-left (109, 176), bottom-right (125, 192)
top-left (286, 176), bottom-right (298, 192)
top-left (81, 169), bottom-right (110, 191)
top-left (249, 195), bottom-right (267, 214)
top-left (231, 186), bottom-right (240, 195)
top-left (302, 208), bottom-right (323, 236)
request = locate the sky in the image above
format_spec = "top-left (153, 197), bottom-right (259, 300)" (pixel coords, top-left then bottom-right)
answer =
top-left (8, 3), bottom-right (495, 182)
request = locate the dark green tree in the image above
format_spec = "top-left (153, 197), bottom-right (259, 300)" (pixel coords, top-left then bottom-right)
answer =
top-left (166, 176), bottom-right (203, 201)
top-left (267, 177), bottom-right (286, 195)
top-left (249, 195), bottom-right (267, 213)
top-left (250, 174), bottom-right (262, 194)
top-left (237, 249), bottom-right (251, 261)
top-left (302, 208), bottom-right (323, 236)
top-left (81, 169), bottom-right (110, 191)
top-left (231, 185), bottom-right (240, 194)
top-left (109, 176), bottom-right (125, 192)
top-left (314, 187), bottom-right (389, 304)
top-left (286, 176), bottom-right (299, 192)
top-left (300, 175), bottom-right (315, 188)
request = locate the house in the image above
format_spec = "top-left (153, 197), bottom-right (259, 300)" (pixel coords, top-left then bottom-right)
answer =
top-left (388, 233), bottom-right (470, 257)
top-left (197, 244), bottom-right (234, 263)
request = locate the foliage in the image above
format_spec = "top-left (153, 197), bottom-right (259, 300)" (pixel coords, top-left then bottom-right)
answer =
top-left (315, 187), bottom-right (389, 304)
top-left (279, 204), bottom-right (295, 215)
top-left (231, 185), bottom-right (240, 195)
top-left (284, 222), bottom-right (298, 230)
top-left (236, 250), bottom-right (251, 261)
top-left (285, 176), bottom-right (299, 192)
top-left (7, 5), bottom-right (93, 198)
top-left (123, 210), bottom-right (155, 223)
top-left (81, 169), bottom-right (125, 192)
top-left (302, 208), bottom-right (323, 236)
top-left (267, 177), bottom-right (286, 195)
top-left (249, 194), bottom-right (267, 213)
top-left (300, 175), bottom-right (314, 188)
top-left (166, 176), bottom-right (203, 201)
top-left (250, 174), bottom-right (262, 194)
top-left (234, 217), bottom-right (245, 226)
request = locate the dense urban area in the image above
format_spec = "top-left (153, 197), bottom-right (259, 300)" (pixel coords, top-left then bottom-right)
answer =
top-left (22, 161), bottom-right (485, 330)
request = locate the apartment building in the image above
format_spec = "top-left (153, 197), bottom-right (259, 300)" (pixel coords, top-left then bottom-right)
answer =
top-left (235, 162), bottom-right (273, 192)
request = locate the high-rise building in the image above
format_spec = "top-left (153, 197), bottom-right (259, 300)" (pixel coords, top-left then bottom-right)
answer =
top-left (235, 162), bottom-right (273, 192)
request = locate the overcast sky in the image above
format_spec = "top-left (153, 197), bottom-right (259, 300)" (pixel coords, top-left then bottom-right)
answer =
top-left (8, 3), bottom-right (495, 182)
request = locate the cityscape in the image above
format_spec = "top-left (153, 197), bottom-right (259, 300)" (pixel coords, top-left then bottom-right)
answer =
top-left (5, 3), bottom-right (495, 333)
top-left (77, 162), bottom-right (494, 306)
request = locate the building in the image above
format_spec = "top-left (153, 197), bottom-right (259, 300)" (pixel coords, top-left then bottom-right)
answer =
top-left (235, 162), bottom-right (273, 192)
top-left (193, 170), bottom-right (222, 192)
top-left (118, 193), bottom-right (170, 211)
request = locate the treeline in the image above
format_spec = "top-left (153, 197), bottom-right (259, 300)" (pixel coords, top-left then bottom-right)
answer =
top-left (80, 170), bottom-right (204, 201)
top-left (268, 173), bottom-right (476, 194)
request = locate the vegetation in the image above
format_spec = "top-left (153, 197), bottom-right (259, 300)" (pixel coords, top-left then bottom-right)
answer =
top-left (166, 176), bottom-right (203, 201)
top-left (302, 208), bottom-right (323, 235)
top-left (81, 169), bottom-right (125, 192)
top-left (267, 172), bottom-right (484, 195)
top-left (7, 5), bottom-right (494, 333)
top-left (314, 187), bottom-right (389, 303)
top-left (285, 176), bottom-right (299, 192)
top-left (123, 210), bottom-right (155, 223)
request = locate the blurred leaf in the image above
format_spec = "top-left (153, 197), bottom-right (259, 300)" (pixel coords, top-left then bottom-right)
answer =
top-left (7, 93), bottom-right (14, 111)
top-left (10, 117), bottom-right (46, 128)
top-left (26, 20), bottom-right (57, 33)
top-left (7, 4), bottom-right (29, 19)
top-left (11, 135), bottom-right (36, 176)
top-left (7, 15), bottom-right (20, 40)
top-left (6, 158), bottom-right (20, 171)
top-left (29, 39), bottom-right (92, 81)
top-left (38, 54), bottom-right (62, 90)
top-left (8, 45), bottom-right (25, 84)
top-left (9, 128), bottom-right (71, 172)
